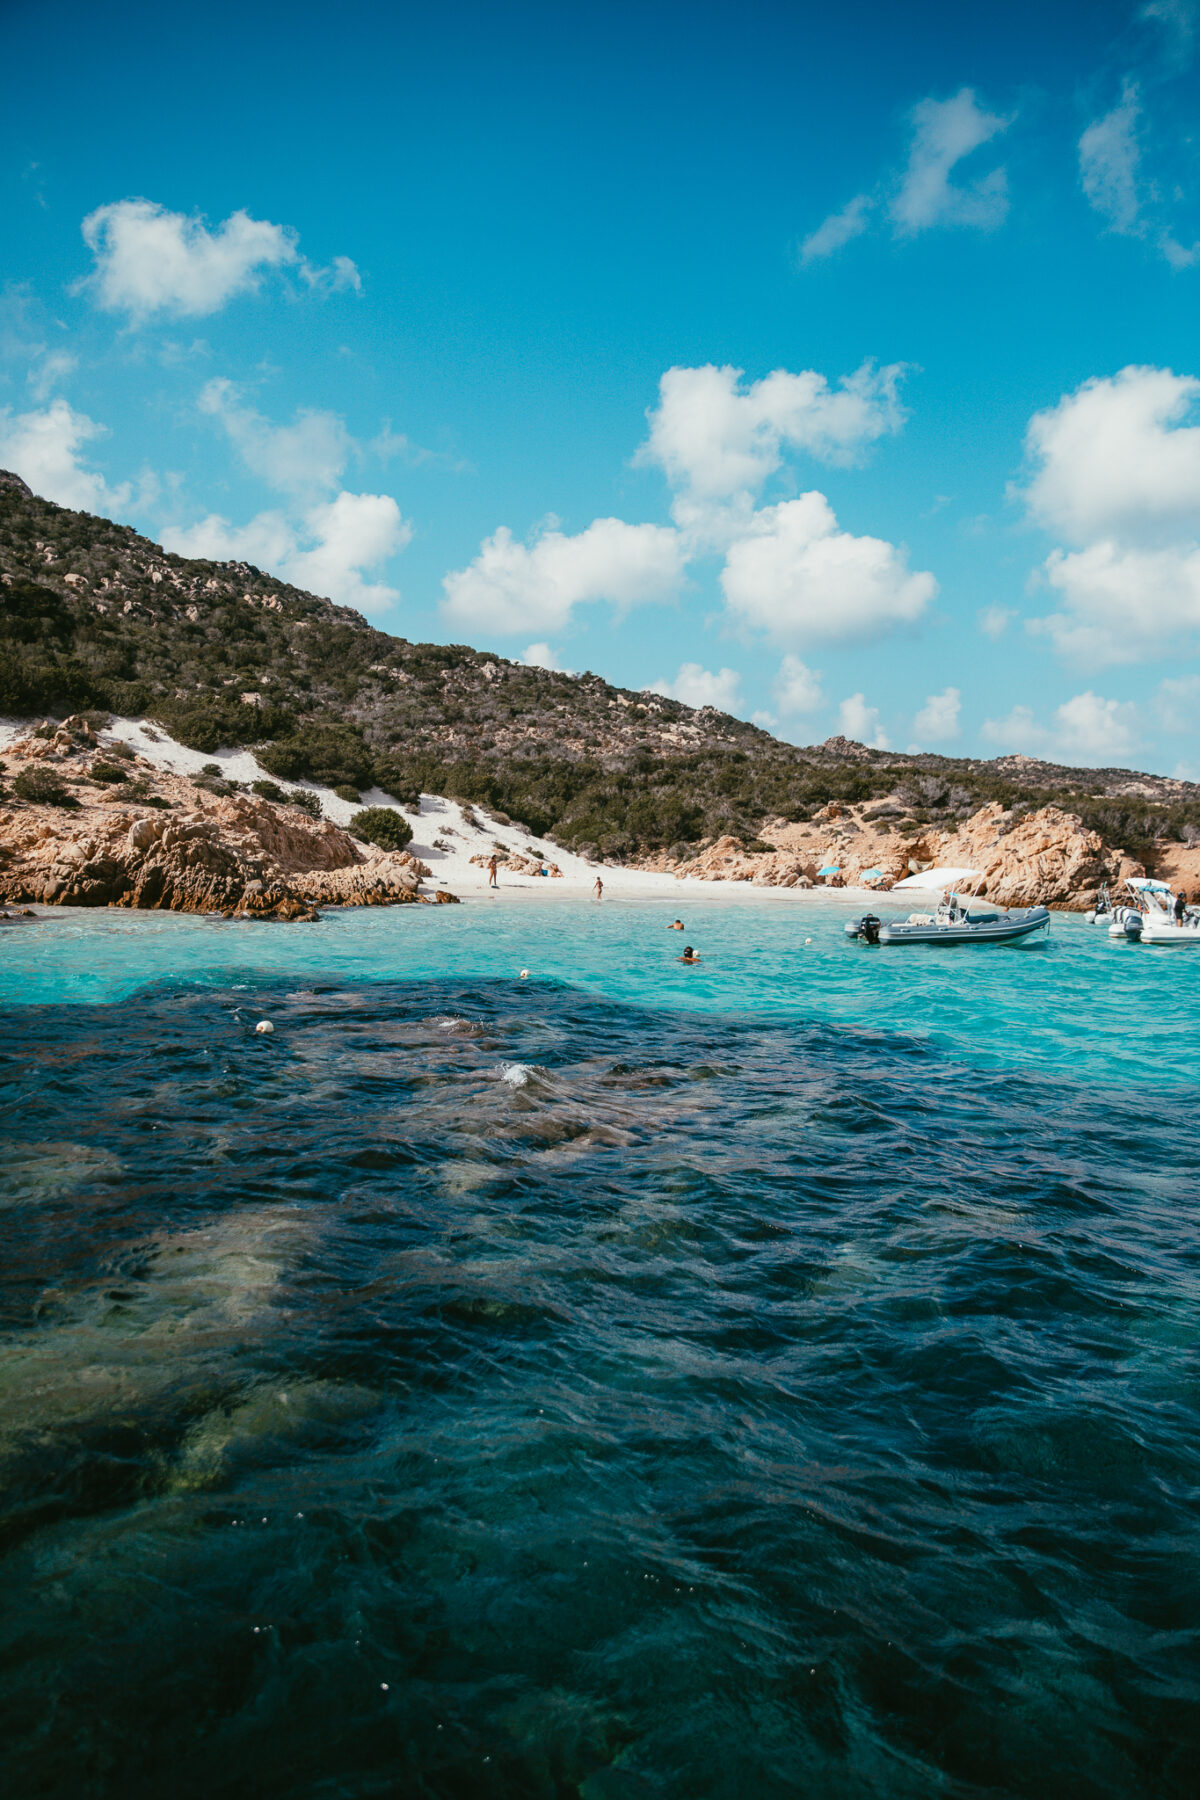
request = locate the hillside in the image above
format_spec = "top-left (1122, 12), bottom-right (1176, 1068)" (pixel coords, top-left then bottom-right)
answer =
top-left (3, 469), bottom-right (1199, 861)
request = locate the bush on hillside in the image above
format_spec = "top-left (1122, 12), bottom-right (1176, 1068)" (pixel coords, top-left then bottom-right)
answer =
top-left (89, 761), bottom-right (128, 783)
top-left (258, 724), bottom-right (374, 789)
top-left (290, 788), bottom-right (322, 819)
top-left (251, 778), bottom-right (285, 802)
top-left (349, 807), bottom-right (413, 852)
top-left (13, 765), bottom-right (74, 806)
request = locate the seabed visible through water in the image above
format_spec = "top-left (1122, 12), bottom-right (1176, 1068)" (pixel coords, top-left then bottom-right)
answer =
top-left (1, 892), bottom-right (1198, 1798)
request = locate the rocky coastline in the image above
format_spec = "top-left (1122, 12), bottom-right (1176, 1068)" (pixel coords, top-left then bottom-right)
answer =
top-left (644, 798), bottom-right (1148, 910)
top-left (0, 718), bottom-right (456, 921)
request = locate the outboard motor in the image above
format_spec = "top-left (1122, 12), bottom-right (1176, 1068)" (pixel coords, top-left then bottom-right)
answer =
top-left (1124, 911), bottom-right (1144, 940)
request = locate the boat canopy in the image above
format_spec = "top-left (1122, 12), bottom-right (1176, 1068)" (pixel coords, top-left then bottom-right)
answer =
top-left (1127, 878), bottom-right (1172, 893)
top-left (892, 866), bottom-right (982, 891)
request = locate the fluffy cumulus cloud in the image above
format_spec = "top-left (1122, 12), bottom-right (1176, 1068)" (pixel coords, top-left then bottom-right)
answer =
top-left (912, 686), bottom-right (961, 743)
top-left (773, 653), bottom-right (824, 715)
top-left (79, 199), bottom-right (359, 321)
top-left (719, 492), bottom-right (936, 646)
top-left (982, 692), bottom-right (1140, 763)
top-left (803, 88), bottom-right (1011, 261)
top-left (1022, 365), bottom-right (1200, 545)
top-left (199, 378), bottom-right (352, 497)
top-left (648, 663), bottom-right (743, 712)
top-left (0, 397), bottom-right (131, 514)
top-left (442, 518), bottom-right (685, 636)
top-left (638, 361), bottom-right (905, 530)
top-left (838, 693), bottom-right (889, 750)
top-left (164, 490), bottom-right (410, 613)
top-left (1020, 365), bottom-right (1200, 662)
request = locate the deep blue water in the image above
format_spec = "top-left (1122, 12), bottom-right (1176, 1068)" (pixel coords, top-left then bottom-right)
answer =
top-left (1, 898), bottom-right (1199, 1797)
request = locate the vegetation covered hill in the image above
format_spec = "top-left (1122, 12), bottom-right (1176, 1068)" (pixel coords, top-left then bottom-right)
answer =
top-left (2, 469), bottom-right (1198, 860)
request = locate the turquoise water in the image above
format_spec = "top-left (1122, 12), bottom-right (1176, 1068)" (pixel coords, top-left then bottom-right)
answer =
top-left (2, 896), bottom-right (1200, 1797)
top-left (2, 889), bottom-right (1197, 1080)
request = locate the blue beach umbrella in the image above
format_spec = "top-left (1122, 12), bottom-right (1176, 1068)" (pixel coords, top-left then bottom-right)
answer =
top-left (817, 865), bottom-right (841, 877)
top-left (861, 868), bottom-right (884, 881)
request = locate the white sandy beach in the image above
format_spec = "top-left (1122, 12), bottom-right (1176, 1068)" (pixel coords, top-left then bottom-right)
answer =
top-left (1, 717), bottom-right (886, 906)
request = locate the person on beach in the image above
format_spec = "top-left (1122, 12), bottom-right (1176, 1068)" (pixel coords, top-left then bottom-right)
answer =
top-left (593, 876), bottom-right (604, 900)
top-left (488, 855), bottom-right (499, 888)
top-left (668, 919), bottom-right (684, 930)
top-left (677, 946), bottom-right (701, 963)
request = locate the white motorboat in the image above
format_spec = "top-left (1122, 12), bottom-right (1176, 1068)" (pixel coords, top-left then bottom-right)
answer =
top-left (846, 867), bottom-right (1050, 947)
top-left (1123, 877), bottom-right (1200, 947)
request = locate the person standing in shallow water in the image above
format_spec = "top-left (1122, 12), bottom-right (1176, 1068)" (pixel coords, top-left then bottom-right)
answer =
top-left (593, 876), bottom-right (604, 900)
top-left (488, 855), bottom-right (499, 888)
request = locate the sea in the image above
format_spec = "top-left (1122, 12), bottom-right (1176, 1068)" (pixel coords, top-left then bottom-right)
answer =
top-left (1, 890), bottom-right (1198, 1799)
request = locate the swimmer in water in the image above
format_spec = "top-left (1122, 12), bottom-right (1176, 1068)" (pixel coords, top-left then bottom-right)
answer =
top-left (677, 946), bottom-right (701, 963)
top-left (668, 919), bottom-right (684, 930)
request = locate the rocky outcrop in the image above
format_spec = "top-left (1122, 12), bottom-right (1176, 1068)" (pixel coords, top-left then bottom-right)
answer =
top-left (668, 801), bottom-right (1141, 909)
top-left (0, 718), bottom-right (456, 919)
top-left (925, 804), bottom-right (1142, 909)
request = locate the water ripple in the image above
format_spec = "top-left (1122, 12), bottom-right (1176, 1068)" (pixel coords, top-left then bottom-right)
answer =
top-left (0, 978), bottom-right (1198, 1798)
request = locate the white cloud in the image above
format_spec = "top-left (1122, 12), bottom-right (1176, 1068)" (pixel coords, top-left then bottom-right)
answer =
top-left (979, 604), bottom-right (1016, 638)
top-left (0, 397), bottom-right (130, 514)
top-left (79, 199), bottom-right (359, 321)
top-left (164, 489), bottom-right (409, 614)
top-left (802, 88), bottom-right (1011, 262)
top-left (773, 653), bottom-right (824, 715)
top-left (890, 89), bottom-right (1012, 236)
top-left (284, 492), bottom-right (409, 612)
top-left (198, 378), bottom-right (351, 496)
top-left (719, 491), bottom-right (936, 646)
top-left (27, 350), bottom-right (78, 403)
top-left (1039, 540), bottom-right (1200, 663)
top-left (1021, 366), bottom-right (1200, 545)
top-left (838, 693), bottom-right (889, 749)
top-left (442, 517), bottom-right (685, 636)
top-left (637, 360), bottom-right (905, 528)
top-left (981, 691), bottom-right (1140, 762)
top-left (1079, 85), bottom-right (1143, 235)
top-left (649, 662), bottom-right (743, 712)
top-left (1020, 366), bottom-right (1200, 662)
top-left (912, 686), bottom-right (961, 742)
top-left (522, 642), bottom-right (569, 672)
top-left (1155, 672), bottom-right (1200, 731)
top-left (800, 194), bottom-right (875, 263)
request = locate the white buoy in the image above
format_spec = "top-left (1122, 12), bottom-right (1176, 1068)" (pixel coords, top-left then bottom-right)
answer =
top-left (520, 969), bottom-right (529, 979)
top-left (255, 1020), bottom-right (274, 1035)
top-left (805, 938), bottom-right (812, 945)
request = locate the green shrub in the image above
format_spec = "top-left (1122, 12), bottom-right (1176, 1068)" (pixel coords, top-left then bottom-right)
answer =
top-left (290, 788), bottom-right (322, 819)
top-left (251, 778), bottom-right (285, 802)
top-left (334, 784), bottom-right (361, 803)
top-left (89, 761), bottom-right (128, 784)
top-left (13, 765), bottom-right (74, 806)
top-left (200, 762), bottom-right (222, 776)
top-left (349, 806), bottom-right (413, 851)
top-left (258, 724), bottom-right (374, 789)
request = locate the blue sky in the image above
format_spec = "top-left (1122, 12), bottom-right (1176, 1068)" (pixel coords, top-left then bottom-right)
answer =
top-left (4, 0), bottom-right (1200, 773)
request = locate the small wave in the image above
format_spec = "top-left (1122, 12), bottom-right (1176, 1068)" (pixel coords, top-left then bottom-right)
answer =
top-left (497, 1061), bottom-right (538, 1088)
